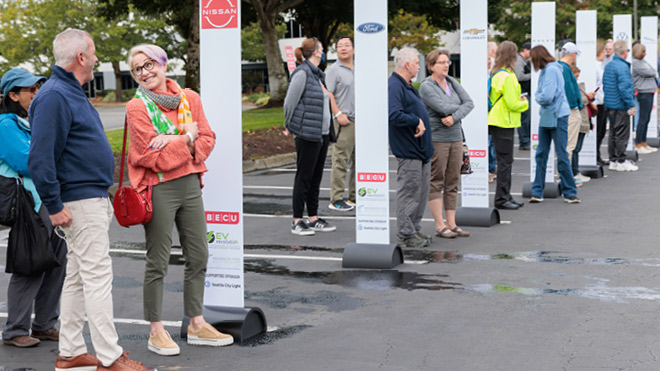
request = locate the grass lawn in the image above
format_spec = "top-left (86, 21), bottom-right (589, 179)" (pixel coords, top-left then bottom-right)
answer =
top-left (106, 106), bottom-right (285, 155)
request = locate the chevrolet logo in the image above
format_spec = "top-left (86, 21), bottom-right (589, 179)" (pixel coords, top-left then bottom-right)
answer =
top-left (464, 28), bottom-right (485, 35)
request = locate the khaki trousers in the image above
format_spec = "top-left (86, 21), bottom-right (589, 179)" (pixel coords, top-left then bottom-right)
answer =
top-left (330, 120), bottom-right (356, 202)
top-left (566, 109), bottom-right (582, 164)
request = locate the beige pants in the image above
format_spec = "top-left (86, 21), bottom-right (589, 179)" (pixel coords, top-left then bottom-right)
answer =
top-left (566, 109), bottom-right (582, 164)
top-left (58, 197), bottom-right (122, 367)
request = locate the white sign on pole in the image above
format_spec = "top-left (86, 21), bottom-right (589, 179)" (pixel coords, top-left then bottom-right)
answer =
top-left (531, 2), bottom-right (556, 182)
top-left (200, 0), bottom-right (244, 308)
top-left (354, 0), bottom-right (390, 244)
top-left (576, 10), bottom-right (598, 167)
top-left (613, 14), bottom-right (634, 152)
top-left (641, 16), bottom-right (658, 140)
top-left (459, 0), bottom-right (488, 208)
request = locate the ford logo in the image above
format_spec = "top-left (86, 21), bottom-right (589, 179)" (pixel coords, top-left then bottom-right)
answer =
top-left (357, 23), bottom-right (384, 33)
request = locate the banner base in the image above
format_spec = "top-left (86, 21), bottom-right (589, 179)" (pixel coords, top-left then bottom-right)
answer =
top-left (181, 306), bottom-right (267, 344)
top-left (579, 165), bottom-right (603, 179)
top-left (455, 207), bottom-right (500, 227)
top-left (342, 242), bottom-right (403, 269)
top-left (647, 137), bottom-right (660, 147)
top-left (626, 150), bottom-right (639, 162)
top-left (522, 182), bottom-right (561, 198)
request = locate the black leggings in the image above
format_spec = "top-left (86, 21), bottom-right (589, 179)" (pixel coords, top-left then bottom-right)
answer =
top-left (293, 135), bottom-right (329, 219)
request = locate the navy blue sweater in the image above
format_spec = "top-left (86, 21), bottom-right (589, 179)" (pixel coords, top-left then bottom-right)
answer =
top-left (28, 65), bottom-right (114, 214)
top-left (388, 72), bottom-right (433, 163)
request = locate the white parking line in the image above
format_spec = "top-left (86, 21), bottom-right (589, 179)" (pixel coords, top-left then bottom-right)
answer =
top-left (0, 312), bottom-right (182, 328)
top-left (243, 185), bottom-right (524, 196)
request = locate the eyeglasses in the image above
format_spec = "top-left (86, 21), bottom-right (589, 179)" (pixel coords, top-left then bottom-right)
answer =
top-left (336, 43), bottom-right (352, 49)
top-left (437, 61), bottom-right (452, 66)
top-left (19, 85), bottom-right (39, 93)
top-left (132, 59), bottom-right (157, 76)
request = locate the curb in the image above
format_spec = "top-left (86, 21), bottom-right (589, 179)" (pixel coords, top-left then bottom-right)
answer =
top-left (242, 152), bottom-right (297, 173)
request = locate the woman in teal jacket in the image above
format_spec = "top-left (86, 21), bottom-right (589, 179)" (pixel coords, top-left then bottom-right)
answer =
top-left (0, 68), bottom-right (66, 347)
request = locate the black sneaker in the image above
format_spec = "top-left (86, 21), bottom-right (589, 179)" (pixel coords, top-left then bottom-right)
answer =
top-left (307, 218), bottom-right (336, 232)
top-left (328, 200), bottom-right (355, 211)
top-left (564, 196), bottom-right (581, 204)
top-left (291, 220), bottom-right (315, 236)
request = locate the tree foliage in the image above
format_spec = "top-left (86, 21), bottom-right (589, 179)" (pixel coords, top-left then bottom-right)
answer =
top-left (388, 10), bottom-right (442, 55)
top-left (242, 22), bottom-right (287, 61)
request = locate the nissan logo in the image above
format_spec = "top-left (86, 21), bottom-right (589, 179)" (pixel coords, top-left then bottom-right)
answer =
top-left (357, 23), bottom-right (384, 33)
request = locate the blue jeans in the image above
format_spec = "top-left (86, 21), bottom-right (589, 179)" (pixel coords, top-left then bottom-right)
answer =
top-left (532, 115), bottom-right (577, 198)
top-left (488, 135), bottom-right (497, 173)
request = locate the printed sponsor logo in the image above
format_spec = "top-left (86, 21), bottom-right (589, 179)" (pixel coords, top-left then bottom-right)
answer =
top-left (532, 134), bottom-right (539, 140)
top-left (202, 0), bottom-right (238, 29)
top-left (207, 230), bottom-right (240, 246)
top-left (615, 32), bottom-right (629, 41)
top-left (358, 172), bottom-right (386, 182)
top-left (463, 28), bottom-right (485, 35)
top-left (206, 211), bottom-right (239, 224)
top-left (357, 23), bottom-right (384, 33)
top-left (469, 150), bottom-right (486, 158)
top-left (357, 204), bottom-right (388, 216)
top-left (358, 187), bottom-right (379, 197)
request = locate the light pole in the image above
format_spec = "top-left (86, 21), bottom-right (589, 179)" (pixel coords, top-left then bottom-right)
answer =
top-left (634, 0), bottom-right (638, 40)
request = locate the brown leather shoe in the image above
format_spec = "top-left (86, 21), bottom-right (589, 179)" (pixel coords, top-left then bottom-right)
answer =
top-left (33, 327), bottom-right (59, 341)
top-left (97, 352), bottom-right (156, 371)
top-left (55, 352), bottom-right (99, 371)
top-left (2, 335), bottom-right (40, 348)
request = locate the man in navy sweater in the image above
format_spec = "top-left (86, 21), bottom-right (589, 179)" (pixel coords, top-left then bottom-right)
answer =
top-left (388, 47), bottom-right (434, 249)
top-left (28, 29), bottom-right (154, 371)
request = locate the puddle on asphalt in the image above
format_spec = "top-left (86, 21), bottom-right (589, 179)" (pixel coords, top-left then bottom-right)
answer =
top-left (243, 201), bottom-right (291, 215)
top-left (245, 244), bottom-right (345, 254)
top-left (246, 287), bottom-right (365, 311)
top-left (240, 325), bottom-right (312, 347)
top-left (244, 259), bottom-right (461, 291)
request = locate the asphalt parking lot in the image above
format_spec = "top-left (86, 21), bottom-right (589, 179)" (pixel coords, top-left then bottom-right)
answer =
top-left (2, 130), bottom-right (660, 370)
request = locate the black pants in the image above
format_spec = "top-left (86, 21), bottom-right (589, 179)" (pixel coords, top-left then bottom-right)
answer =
top-left (293, 135), bottom-right (329, 219)
top-left (489, 126), bottom-right (514, 206)
top-left (607, 109), bottom-right (630, 163)
top-left (596, 104), bottom-right (607, 161)
top-left (636, 92), bottom-right (654, 144)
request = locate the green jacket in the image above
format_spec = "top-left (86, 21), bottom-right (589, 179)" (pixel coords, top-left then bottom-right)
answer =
top-left (488, 68), bottom-right (529, 128)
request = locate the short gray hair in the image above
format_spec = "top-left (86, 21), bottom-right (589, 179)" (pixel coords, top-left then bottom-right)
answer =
top-left (53, 28), bottom-right (92, 67)
top-left (394, 47), bottom-right (419, 70)
top-left (613, 40), bottom-right (628, 56)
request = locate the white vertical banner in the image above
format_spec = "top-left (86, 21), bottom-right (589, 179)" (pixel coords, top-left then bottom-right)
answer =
top-left (459, 0), bottom-right (488, 208)
top-left (531, 2), bottom-right (556, 182)
top-left (576, 10), bottom-right (598, 167)
top-left (613, 14), bottom-right (634, 152)
top-left (200, 0), bottom-right (244, 308)
top-left (641, 16), bottom-right (658, 140)
top-left (354, 0), bottom-right (390, 244)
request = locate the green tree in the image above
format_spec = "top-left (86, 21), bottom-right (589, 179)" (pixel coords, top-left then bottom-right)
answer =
top-left (242, 21), bottom-right (287, 61)
top-left (388, 10), bottom-right (442, 55)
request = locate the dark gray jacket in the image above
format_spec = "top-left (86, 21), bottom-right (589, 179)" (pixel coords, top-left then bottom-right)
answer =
top-left (284, 60), bottom-right (326, 142)
top-left (419, 76), bottom-right (474, 142)
top-left (632, 58), bottom-right (657, 93)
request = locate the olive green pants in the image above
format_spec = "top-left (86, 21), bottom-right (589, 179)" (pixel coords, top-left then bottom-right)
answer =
top-left (143, 174), bottom-right (208, 322)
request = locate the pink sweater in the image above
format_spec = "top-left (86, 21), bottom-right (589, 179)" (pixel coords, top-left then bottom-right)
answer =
top-left (125, 79), bottom-right (216, 192)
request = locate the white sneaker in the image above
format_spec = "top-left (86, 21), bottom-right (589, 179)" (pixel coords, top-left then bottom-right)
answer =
top-left (646, 145), bottom-right (658, 153)
top-left (576, 173), bottom-right (591, 182)
top-left (636, 146), bottom-right (653, 154)
top-left (621, 160), bottom-right (639, 171)
top-left (609, 162), bottom-right (619, 171)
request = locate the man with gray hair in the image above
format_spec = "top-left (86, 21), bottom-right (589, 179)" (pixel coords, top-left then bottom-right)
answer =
top-left (388, 47), bottom-right (433, 248)
top-left (28, 29), bottom-right (155, 370)
top-left (603, 39), bottom-right (638, 171)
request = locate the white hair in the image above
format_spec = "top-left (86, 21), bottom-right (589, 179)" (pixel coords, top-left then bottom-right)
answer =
top-left (613, 40), bottom-right (628, 56)
top-left (394, 47), bottom-right (419, 70)
top-left (53, 28), bottom-right (92, 67)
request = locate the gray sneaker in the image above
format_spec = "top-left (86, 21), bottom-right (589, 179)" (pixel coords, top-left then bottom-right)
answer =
top-left (328, 200), bottom-right (354, 211)
top-left (397, 234), bottom-right (430, 248)
top-left (416, 231), bottom-right (432, 244)
top-left (291, 220), bottom-right (315, 236)
top-left (307, 218), bottom-right (336, 232)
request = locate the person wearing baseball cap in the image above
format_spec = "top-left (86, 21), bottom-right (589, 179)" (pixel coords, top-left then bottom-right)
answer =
top-left (0, 68), bottom-right (67, 349)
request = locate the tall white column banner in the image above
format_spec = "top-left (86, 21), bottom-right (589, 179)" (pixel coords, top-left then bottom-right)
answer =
top-left (641, 16), bottom-right (658, 140)
top-left (613, 14), bottom-right (634, 152)
top-left (200, 0), bottom-right (244, 308)
top-left (354, 0), bottom-right (390, 244)
top-left (531, 2), bottom-right (556, 182)
top-left (459, 0), bottom-right (488, 208)
top-left (576, 10), bottom-right (598, 167)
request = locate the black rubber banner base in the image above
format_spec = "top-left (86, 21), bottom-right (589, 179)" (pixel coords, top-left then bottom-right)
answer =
top-left (647, 137), bottom-right (660, 147)
top-left (579, 165), bottom-right (603, 179)
top-left (455, 207), bottom-right (500, 227)
top-left (522, 181), bottom-right (561, 198)
top-left (342, 242), bottom-right (403, 269)
top-left (181, 306), bottom-right (267, 344)
top-left (626, 150), bottom-right (638, 162)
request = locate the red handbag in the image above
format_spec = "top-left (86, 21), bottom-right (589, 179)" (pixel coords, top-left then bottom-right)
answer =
top-left (113, 116), bottom-right (154, 227)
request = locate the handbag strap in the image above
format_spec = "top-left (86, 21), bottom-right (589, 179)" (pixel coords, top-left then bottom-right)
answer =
top-left (118, 116), bottom-right (128, 187)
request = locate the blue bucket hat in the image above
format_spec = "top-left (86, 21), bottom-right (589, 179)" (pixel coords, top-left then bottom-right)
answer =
top-left (1, 68), bottom-right (46, 95)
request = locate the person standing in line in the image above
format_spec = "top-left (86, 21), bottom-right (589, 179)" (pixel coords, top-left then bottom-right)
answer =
top-left (603, 39), bottom-right (638, 172)
top-left (488, 41), bottom-right (528, 210)
top-left (632, 43), bottom-right (658, 154)
top-left (603, 41), bottom-right (614, 66)
top-left (528, 45), bottom-right (580, 204)
top-left (28, 29), bottom-right (155, 371)
top-left (125, 43), bottom-right (233, 356)
top-left (327, 36), bottom-right (356, 212)
top-left (487, 41), bottom-right (498, 183)
top-left (420, 49), bottom-right (474, 239)
top-left (595, 43), bottom-right (609, 166)
top-left (572, 65), bottom-right (595, 184)
top-left (284, 37), bottom-right (336, 235)
top-left (515, 42), bottom-right (532, 150)
top-left (0, 69), bottom-right (67, 348)
top-left (389, 47), bottom-right (434, 248)
top-left (557, 42), bottom-right (584, 186)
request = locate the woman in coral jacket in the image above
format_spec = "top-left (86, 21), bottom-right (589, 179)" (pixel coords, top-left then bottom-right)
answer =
top-left (125, 44), bottom-right (232, 356)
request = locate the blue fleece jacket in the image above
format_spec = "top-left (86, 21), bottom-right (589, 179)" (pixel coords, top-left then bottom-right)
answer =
top-left (558, 61), bottom-right (583, 110)
top-left (535, 62), bottom-right (571, 123)
top-left (603, 55), bottom-right (636, 111)
top-left (388, 72), bottom-right (433, 163)
top-left (28, 65), bottom-right (114, 214)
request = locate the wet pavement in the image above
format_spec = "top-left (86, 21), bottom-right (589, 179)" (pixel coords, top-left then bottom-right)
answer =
top-left (2, 141), bottom-right (660, 370)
